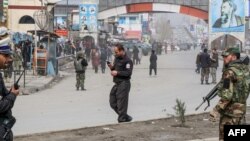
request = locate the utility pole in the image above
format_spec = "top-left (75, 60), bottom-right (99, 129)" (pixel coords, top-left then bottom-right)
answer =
top-left (66, 0), bottom-right (69, 39)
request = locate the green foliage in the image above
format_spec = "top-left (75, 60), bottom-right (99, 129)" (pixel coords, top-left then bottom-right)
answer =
top-left (173, 99), bottom-right (186, 126)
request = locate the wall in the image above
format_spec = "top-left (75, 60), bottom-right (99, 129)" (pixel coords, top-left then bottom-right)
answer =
top-left (8, 0), bottom-right (42, 32)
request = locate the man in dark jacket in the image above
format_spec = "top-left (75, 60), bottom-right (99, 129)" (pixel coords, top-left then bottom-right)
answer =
top-left (132, 46), bottom-right (139, 65)
top-left (100, 47), bottom-right (107, 73)
top-left (210, 48), bottom-right (219, 84)
top-left (199, 48), bottom-right (210, 84)
top-left (149, 50), bottom-right (157, 76)
top-left (108, 43), bottom-right (133, 123)
top-left (195, 50), bottom-right (202, 73)
top-left (0, 26), bottom-right (20, 141)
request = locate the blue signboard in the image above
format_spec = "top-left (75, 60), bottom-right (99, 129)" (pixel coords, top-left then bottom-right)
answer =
top-left (79, 4), bottom-right (98, 33)
top-left (211, 0), bottom-right (245, 32)
top-left (248, 0), bottom-right (250, 17)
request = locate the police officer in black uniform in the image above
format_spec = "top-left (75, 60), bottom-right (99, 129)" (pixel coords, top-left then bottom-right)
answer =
top-left (0, 27), bottom-right (19, 141)
top-left (108, 43), bottom-right (133, 123)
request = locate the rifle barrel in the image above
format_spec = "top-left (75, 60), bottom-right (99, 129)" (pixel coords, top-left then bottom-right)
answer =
top-left (195, 100), bottom-right (205, 111)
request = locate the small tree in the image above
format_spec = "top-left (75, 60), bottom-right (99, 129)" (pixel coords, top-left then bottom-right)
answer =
top-left (154, 17), bottom-right (173, 43)
top-left (173, 99), bottom-right (186, 127)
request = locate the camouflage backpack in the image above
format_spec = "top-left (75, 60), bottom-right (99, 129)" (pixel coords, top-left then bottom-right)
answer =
top-left (228, 64), bottom-right (250, 103)
top-left (74, 59), bottom-right (85, 72)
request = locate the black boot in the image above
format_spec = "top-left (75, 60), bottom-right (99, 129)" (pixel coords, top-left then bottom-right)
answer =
top-left (206, 81), bottom-right (209, 85)
top-left (118, 114), bottom-right (133, 123)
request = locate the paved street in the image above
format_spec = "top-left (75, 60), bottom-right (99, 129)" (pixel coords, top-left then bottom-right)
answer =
top-left (12, 49), bottom-right (250, 137)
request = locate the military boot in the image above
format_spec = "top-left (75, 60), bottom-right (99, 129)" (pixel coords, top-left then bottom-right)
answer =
top-left (205, 80), bottom-right (209, 85)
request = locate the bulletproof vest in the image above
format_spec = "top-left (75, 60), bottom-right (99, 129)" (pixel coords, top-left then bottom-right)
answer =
top-left (227, 64), bottom-right (250, 104)
top-left (74, 59), bottom-right (85, 72)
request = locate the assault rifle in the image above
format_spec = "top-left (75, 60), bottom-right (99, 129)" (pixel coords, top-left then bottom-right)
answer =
top-left (195, 82), bottom-right (220, 111)
top-left (195, 55), bottom-right (249, 111)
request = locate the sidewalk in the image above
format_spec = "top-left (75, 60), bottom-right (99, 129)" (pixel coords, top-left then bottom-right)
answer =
top-left (188, 138), bottom-right (218, 141)
top-left (4, 69), bottom-right (57, 95)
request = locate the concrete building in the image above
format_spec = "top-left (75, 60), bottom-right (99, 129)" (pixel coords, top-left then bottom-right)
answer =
top-left (4, 0), bottom-right (61, 33)
top-left (118, 14), bottom-right (142, 40)
top-left (7, 0), bottom-right (41, 32)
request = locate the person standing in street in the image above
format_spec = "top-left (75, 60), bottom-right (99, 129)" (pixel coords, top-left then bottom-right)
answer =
top-left (74, 51), bottom-right (88, 91)
top-left (195, 50), bottom-right (202, 74)
top-left (0, 26), bottom-right (20, 141)
top-left (13, 45), bottom-right (23, 75)
top-left (149, 50), bottom-right (157, 76)
top-left (210, 48), bottom-right (219, 84)
top-left (91, 48), bottom-right (100, 73)
top-left (100, 47), bottom-right (107, 74)
top-left (107, 43), bottom-right (133, 123)
top-left (199, 48), bottom-right (210, 84)
top-left (132, 46), bottom-right (139, 65)
top-left (209, 47), bottom-right (249, 141)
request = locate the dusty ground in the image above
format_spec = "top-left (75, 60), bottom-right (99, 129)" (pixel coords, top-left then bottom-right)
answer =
top-left (14, 107), bottom-right (250, 141)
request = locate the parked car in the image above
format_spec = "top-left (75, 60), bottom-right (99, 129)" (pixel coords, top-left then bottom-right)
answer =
top-left (178, 43), bottom-right (189, 51)
top-left (137, 43), bottom-right (152, 56)
top-left (121, 42), bottom-right (152, 56)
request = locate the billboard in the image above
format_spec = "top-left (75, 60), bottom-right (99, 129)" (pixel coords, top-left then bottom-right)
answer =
top-left (54, 16), bottom-right (67, 30)
top-left (0, 0), bottom-right (8, 27)
top-left (79, 4), bottom-right (98, 33)
top-left (246, 0), bottom-right (249, 17)
top-left (210, 0), bottom-right (245, 32)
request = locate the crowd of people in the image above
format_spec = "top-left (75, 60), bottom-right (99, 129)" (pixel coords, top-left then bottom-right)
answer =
top-left (1, 24), bottom-right (249, 141)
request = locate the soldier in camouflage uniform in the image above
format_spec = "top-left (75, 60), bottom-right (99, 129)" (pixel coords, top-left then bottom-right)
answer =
top-left (209, 47), bottom-right (250, 141)
top-left (74, 51), bottom-right (88, 91)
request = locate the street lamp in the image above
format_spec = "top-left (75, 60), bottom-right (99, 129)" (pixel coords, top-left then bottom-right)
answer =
top-left (66, 0), bottom-right (69, 39)
top-left (33, 0), bottom-right (51, 75)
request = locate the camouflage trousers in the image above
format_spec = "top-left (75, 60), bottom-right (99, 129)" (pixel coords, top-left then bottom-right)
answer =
top-left (201, 67), bottom-right (210, 82)
top-left (210, 67), bottom-right (217, 83)
top-left (76, 73), bottom-right (85, 89)
top-left (219, 115), bottom-right (242, 141)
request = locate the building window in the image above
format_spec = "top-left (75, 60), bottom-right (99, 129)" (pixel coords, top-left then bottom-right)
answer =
top-left (119, 17), bottom-right (126, 24)
top-left (129, 17), bottom-right (137, 24)
top-left (19, 16), bottom-right (35, 24)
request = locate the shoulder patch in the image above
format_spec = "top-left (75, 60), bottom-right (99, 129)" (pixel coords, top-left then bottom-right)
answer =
top-left (126, 63), bottom-right (131, 69)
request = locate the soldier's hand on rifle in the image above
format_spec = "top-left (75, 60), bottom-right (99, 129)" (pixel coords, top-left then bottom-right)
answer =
top-left (209, 108), bottom-right (219, 122)
top-left (10, 85), bottom-right (20, 96)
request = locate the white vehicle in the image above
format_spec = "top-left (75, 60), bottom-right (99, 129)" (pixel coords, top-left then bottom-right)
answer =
top-left (175, 46), bottom-right (180, 51)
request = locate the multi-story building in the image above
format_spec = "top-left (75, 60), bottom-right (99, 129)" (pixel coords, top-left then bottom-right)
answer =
top-left (118, 14), bottom-right (142, 40)
top-left (7, 0), bottom-right (41, 32)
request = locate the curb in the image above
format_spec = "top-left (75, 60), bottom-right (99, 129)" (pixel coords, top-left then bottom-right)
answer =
top-left (21, 75), bottom-right (61, 95)
top-left (187, 138), bottom-right (218, 141)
